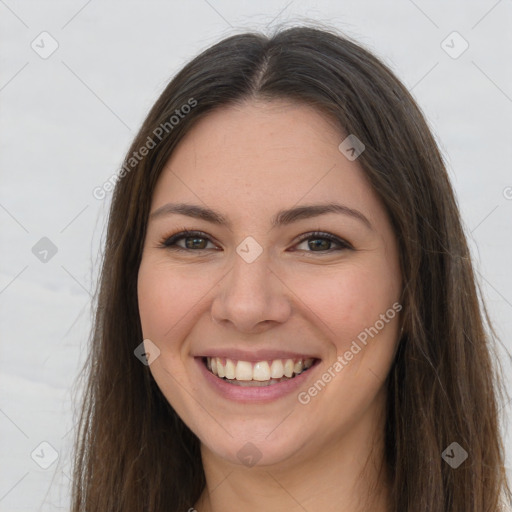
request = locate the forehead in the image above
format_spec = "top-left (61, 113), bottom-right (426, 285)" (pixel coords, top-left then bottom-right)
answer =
top-left (152, 99), bottom-right (382, 225)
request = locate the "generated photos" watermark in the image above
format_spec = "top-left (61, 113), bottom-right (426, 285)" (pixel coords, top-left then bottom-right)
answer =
top-left (298, 302), bottom-right (402, 404)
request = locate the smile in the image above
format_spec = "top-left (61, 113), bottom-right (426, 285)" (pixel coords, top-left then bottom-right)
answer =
top-left (203, 356), bottom-right (316, 387)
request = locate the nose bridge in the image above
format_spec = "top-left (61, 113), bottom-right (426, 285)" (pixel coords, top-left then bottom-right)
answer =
top-left (230, 245), bottom-right (270, 295)
top-left (211, 240), bottom-right (290, 331)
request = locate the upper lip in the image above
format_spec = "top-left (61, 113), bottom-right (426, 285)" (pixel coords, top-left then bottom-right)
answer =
top-left (193, 348), bottom-right (320, 362)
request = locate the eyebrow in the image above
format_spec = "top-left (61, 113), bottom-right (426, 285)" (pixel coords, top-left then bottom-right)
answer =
top-left (149, 202), bottom-right (373, 230)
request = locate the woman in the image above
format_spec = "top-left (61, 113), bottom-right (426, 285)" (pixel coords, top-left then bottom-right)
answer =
top-left (71, 26), bottom-right (511, 511)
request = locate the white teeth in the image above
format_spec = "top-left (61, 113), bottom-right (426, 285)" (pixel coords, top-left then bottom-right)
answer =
top-left (205, 356), bottom-right (315, 383)
top-left (225, 359), bottom-right (236, 380)
top-left (230, 378), bottom-right (288, 387)
top-left (253, 361), bottom-right (270, 381)
top-left (235, 360), bottom-right (253, 381)
top-left (284, 359), bottom-right (294, 378)
top-left (216, 358), bottom-right (225, 378)
top-left (270, 359), bottom-right (284, 378)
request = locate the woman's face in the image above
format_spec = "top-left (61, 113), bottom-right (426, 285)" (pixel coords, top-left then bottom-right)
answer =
top-left (137, 99), bottom-right (402, 468)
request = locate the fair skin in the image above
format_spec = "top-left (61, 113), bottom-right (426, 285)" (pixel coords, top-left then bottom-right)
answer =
top-left (137, 99), bottom-right (402, 512)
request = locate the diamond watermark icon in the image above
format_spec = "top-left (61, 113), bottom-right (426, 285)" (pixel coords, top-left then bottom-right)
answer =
top-left (441, 441), bottom-right (468, 468)
top-left (31, 31), bottom-right (59, 59)
top-left (338, 134), bottom-right (365, 161)
top-left (134, 339), bottom-right (161, 366)
top-left (441, 31), bottom-right (469, 59)
top-left (236, 442), bottom-right (262, 467)
top-left (32, 237), bottom-right (58, 263)
top-left (31, 441), bottom-right (59, 469)
top-left (236, 236), bottom-right (263, 263)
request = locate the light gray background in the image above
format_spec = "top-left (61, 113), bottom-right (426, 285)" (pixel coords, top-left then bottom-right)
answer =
top-left (1, 1), bottom-right (511, 510)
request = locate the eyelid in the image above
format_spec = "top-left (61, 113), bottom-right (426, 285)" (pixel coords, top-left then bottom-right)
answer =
top-left (159, 228), bottom-right (353, 253)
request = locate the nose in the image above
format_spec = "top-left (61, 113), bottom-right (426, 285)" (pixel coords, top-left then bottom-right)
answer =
top-left (210, 248), bottom-right (292, 334)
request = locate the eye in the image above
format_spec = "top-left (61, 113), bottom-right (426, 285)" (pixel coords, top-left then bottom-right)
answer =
top-left (293, 231), bottom-right (353, 253)
top-left (159, 229), bottom-right (353, 254)
top-left (159, 230), bottom-right (217, 252)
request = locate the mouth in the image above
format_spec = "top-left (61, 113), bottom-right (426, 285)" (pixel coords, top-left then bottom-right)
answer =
top-left (202, 356), bottom-right (318, 387)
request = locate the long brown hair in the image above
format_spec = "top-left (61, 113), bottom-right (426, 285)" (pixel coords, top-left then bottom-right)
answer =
top-left (71, 25), bottom-right (511, 511)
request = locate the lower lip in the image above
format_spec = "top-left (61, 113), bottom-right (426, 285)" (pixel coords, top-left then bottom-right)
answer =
top-left (195, 357), bottom-right (320, 403)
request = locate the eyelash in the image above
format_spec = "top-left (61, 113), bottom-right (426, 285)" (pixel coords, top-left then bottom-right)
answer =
top-left (158, 228), bottom-right (353, 254)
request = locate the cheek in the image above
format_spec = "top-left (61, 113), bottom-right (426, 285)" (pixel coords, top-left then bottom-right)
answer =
top-left (137, 259), bottom-right (209, 343)
top-left (297, 261), bottom-right (400, 348)
top-left (137, 260), bottom-right (199, 423)
top-left (137, 264), bottom-right (170, 341)
top-left (300, 264), bottom-right (400, 422)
